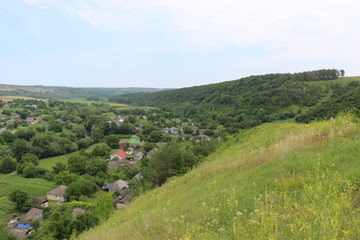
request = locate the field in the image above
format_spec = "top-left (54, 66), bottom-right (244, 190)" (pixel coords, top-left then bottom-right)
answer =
top-left (61, 98), bottom-right (129, 107)
top-left (0, 173), bottom-right (55, 224)
top-left (0, 95), bottom-right (48, 102)
top-left (79, 115), bottom-right (360, 240)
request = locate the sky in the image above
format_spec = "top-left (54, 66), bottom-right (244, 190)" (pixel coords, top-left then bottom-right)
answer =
top-left (0, 0), bottom-right (359, 88)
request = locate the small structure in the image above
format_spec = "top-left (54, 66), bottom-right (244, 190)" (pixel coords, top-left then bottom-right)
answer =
top-left (125, 147), bottom-right (134, 155)
top-left (103, 179), bottom-right (129, 193)
top-left (46, 185), bottom-right (68, 202)
top-left (170, 128), bottom-right (178, 134)
top-left (161, 128), bottom-right (170, 134)
top-left (31, 197), bottom-right (48, 208)
top-left (71, 207), bottom-right (85, 217)
top-left (132, 173), bottom-right (143, 181)
top-left (110, 150), bottom-right (127, 160)
top-left (133, 151), bottom-right (143, 161)
top-left (17, 208), bottom-right (43, 229)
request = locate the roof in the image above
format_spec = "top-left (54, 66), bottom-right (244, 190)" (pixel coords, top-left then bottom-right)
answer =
top-left (31, 197), bottom-right (47, 206)
top-left (18, 208), bottom-right (43, 224)
top-left (128, 138), bottom-right (140, 144)
top-left (47, 185), bottom-right (68, 196)
top-left (108, 179), bottom-right (129, 190)
top-left (111, 150), bottom-right (126, 158)
top-left (72, 207), bottom-right (86, 217)
top-left (8, 229), bottom-right (29, 239)
top-left (107, 161), bottom-right (120, 168)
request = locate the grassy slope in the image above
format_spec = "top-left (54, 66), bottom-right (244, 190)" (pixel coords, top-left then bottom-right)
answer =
top-left (79, 115), bottom-right (360, 240)
top-left (0, 174), bottom-right (55, 224)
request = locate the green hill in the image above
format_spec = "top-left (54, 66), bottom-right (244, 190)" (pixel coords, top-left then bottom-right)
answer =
top-left (79, 114), bottom-right (360, 240)
top-left (110, 70), bottom-right (352, 133)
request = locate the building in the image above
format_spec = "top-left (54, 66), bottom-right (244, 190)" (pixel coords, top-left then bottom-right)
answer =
top-left (103, 179), bottom-right (129, 193)
top-left (46, 185), bottom-right (68, 202)
top-left (17, 208), bottom-right (43, 229)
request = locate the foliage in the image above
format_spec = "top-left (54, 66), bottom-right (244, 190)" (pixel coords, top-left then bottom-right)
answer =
top-left (65, 176), bottom-right (99, 201)
top-left (0, 156), bottom-right (16, 173)
top-left (9, 189), bottom-right (31, 211)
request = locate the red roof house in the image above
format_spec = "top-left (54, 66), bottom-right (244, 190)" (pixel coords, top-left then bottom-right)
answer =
top-left (110, 150), bottom-right (127, 160)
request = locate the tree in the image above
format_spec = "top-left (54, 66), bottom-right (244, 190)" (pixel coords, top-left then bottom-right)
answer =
top-left (48, 122), bottom-right (63, 132)
top-left (0, 131), bottom-right (16, 143)
top-left (104, 135), bottom-right (120, 149)
top-left (91, 144), bottom-right (111, 157)
top-left (340, 69), bottom-right (345, 77)
top-left (9, 189), bottom-right (31, 211)
top-left (0, 156), bottom-right (17, 173)
top-left (54, 171), bottom-right (78, 185)
top-left (148, 130), bottom-right (163, 143)
top-left (182, 126), bottom-right (193, 134)
top-left (67, 155), bottom-right (87, 175)
top-left (20, 153), bottom-right (39, 165)
top-left (65, 176), bottom-right (98, 201)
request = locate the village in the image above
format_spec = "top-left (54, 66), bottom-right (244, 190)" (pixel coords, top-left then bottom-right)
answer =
top-left (0, 99), bottom-right (220, 239)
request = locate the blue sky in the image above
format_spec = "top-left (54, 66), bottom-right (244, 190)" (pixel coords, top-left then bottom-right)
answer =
top-left (1, 0), bottom-right (359, 88)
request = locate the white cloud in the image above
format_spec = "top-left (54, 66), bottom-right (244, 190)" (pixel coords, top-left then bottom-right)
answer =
top-left (22, 0), bottom-right (360, 75)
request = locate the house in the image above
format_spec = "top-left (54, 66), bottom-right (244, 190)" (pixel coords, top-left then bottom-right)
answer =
top-left (2, 104), bottom-right (10, 108)
top-left (156, 142), bottom-right (168, 147)
top-left (132, 173), bottom-right (143, 181)
top-left (103, 179), bottom-right (129, 193)
top-left (191, 126), bottom-right (199, 133)
top-left (125, 147), bottom-right (134, 155)
top-left (197, 134), bottom-right (211, 141)
top-left (110, 150), bottom-right (127, 160)
top-left (11, 113), bottom-right (21, 119)
top-left (17, 208), bottom-right (43, 229)
top-left (161, 128), bottom-right (170, 134)
top-left (133, 151), bottom-right (143, 161)
top-left (71, 207), bottom-right (85, 217)
top-left (31, 197), bottom-right (48, 208)
top-left (198, 129), bottom-right (205, 135)
top-left (46, 185), bottom-right (68, 202)
top-left (170, 128), bottom-right (178, 134)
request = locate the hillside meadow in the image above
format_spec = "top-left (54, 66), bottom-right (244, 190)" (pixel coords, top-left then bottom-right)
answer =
top-left (79, 115), bottom-right (360, 240)
top-left (0, 174), bottom-right (55, 225)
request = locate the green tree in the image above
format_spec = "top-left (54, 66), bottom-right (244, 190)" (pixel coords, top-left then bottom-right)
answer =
top-left (104, 135), bottom-right (120, 149)
top-left (9, 189), bottom-right (31, 211)
top-left (91, 144), bottom-right (111, 157)
top-left (148, 130), bottom-right (163, 143)
top-left (0, 156), bottom-right (17, 173)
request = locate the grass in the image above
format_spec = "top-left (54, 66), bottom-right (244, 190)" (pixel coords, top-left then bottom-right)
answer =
top-left (79, 115), bottom-right (360, 240)
top-left (0, 173), bottom-right (54, 225)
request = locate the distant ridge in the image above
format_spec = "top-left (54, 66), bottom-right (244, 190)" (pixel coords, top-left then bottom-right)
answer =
top-left (0, 84), bottom-right (166, 100)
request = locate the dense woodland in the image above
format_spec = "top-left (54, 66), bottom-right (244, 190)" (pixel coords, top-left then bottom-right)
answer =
top-left (110, 69), bottom-right (344, 133)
